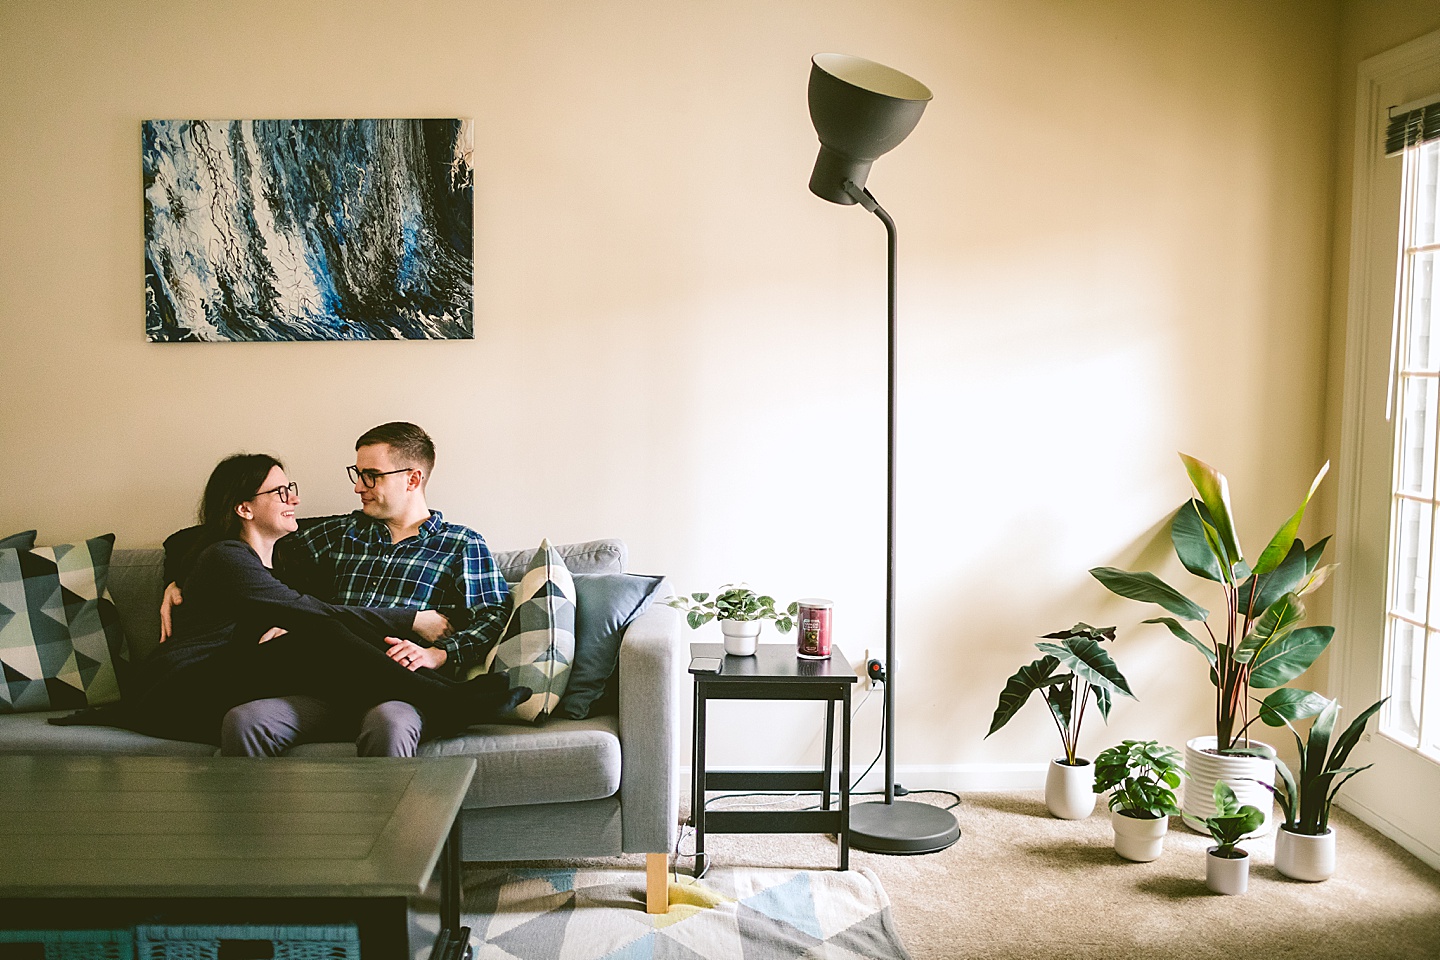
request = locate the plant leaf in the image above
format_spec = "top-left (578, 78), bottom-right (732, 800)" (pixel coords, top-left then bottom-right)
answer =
top-left (1172, 500), bottom-right (1225, 582)
top-left (1248, 626), bottom-right (1334, 688)
top-left (1235, 540), bottom-right (1308, 622)
top-left (1236, 593), bottom-right (1305, 664)
top-left (986, 655), bottom-right (1061, 738)
top-left (1296, 563), bottom-right (1337, 597)
top-left (1327, 697), bottom-right (1387, 773)
top-left (1179, 453), bottom-right (1243, 576)
top-left (1143, 617), bottom-right (1218, 666)
top-left (1257, 687), bottom-right (1329, 726)
top-left (1305, 536), bottom-right (1332, 573)
top-left (1035, 636), bottom-right (1136, 700)
top-left (1253, 462), bottom-right (1329, 576)
top-left (1090, 567), bottom-right (1209, 621)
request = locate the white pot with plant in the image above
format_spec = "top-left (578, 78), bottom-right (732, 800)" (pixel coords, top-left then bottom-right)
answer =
top-left (1250, 693), bottom-right (1386, 882)
top-left (986, 623), bottom-right (1135, 820)
top-left (665, 584), bottom-right (796, 656)
top-left (1092, 455), bottom-right (1337, 834)
top-left (1188, 781), bottom-right (1265, 895)
top-left (1092, 740), bottom-right (1185, 862)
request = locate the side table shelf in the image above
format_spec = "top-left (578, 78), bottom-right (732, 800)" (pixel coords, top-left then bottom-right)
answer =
top-left (690, 642), bottom-right (857, 873)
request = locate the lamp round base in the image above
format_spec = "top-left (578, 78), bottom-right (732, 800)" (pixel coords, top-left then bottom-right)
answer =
top-left (848, 800), bottom-right (960, 855)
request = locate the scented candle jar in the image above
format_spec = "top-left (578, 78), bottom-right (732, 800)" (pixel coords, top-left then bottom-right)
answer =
top-left (796, 598), bottom-right (833, 659)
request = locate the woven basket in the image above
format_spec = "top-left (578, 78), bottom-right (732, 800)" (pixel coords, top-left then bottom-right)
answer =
top-left (134, 925), bottom-right (360, 960)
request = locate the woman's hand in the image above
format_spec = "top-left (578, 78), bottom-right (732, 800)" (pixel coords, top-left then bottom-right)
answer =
top-left (412, 610), bottom-right (452, 643)
top-left (257, 627), bottom-right (289, 643)
top-left (385, 636), bottom-right (448, 671)
top-left (158, 582), bottom-right (183, 642)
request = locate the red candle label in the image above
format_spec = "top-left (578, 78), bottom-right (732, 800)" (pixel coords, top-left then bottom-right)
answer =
top-left (797, 599), bottom-right (833, 659)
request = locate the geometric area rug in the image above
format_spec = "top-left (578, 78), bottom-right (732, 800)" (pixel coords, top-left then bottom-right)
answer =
top-left (415, 866), bottom-right (912, 959)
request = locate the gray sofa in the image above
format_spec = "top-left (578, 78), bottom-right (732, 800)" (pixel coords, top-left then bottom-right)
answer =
top-left (0, 538), bottom-right (681, 909)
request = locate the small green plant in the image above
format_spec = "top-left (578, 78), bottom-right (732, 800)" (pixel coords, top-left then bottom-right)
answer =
top-left (665, 584), bottom-right (797, 632)
top-left (1252, 694), bottom-right (1386, 836)
top-left (1186, 781), bottom-right (1264, 858)
top-left (1092, 740), bottom-right (1186, 819)
top-left (986, 623), bottom-right (1135, 765)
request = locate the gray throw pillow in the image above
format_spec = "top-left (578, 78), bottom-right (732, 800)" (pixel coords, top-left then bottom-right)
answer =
top-left (557, 573), bottom-right (664, 719)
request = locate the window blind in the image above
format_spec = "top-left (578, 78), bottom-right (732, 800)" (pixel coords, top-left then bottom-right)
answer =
top-left (1387, 95), bottom-right (1440, 156)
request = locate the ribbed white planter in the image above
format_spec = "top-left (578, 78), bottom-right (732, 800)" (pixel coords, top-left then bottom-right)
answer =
top-left (1275, 827), bottom-right (1336, 882)
top-left (1183, 736), bottom-right (1275, 836)
top-left (1045, 759), bottom-right (1096, 820)
top-left (1205, 847), bottom-right (1250, 895)
top-left (719, 620), bottom-right (761, 656)
top-left (1111, 809), bottom-right (1169, 862)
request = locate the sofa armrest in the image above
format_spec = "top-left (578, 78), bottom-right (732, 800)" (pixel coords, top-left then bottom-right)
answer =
top-left (616, 580), bottom-right (681, 854)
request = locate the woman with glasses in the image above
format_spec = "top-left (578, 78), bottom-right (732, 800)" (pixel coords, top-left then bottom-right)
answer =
top-left (128, 453), bottom-right (526, 745)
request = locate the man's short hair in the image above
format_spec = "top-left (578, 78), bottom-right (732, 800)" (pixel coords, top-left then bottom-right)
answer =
top-left (356, 422), bottom-right (436, 475)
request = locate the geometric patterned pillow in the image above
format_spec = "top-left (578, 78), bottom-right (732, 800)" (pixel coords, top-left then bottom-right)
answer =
top-left (0, 530), bottom-right (38, 550)
top-left (477, 538), bottom-right (576, 723)
top-left (0, 533), bottom-right (126, 713)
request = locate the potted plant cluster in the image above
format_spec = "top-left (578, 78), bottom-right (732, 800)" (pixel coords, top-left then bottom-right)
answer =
top-left (987, 623), bottom-right (1135, 819)
top-left (1091, 454), bottom-right (1336, 831)
top-left (665, 584), bottom-right (796, 656)
top-left (1251, 694), bottom-right (1387, 882)
top-left (1092, 740), bottom-right (1186, 862)
top-left (1187, 781), bottom-right (1266, 895)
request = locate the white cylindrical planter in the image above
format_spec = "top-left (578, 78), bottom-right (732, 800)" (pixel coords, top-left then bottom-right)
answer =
top-left (1275, 827), bottom-right (1336, 882)
top-left (1183, 736), bottom-right (1276, 835)
top-left (1205, 848), bottom-right (1250, 895)
top-left (719, 620), bottom-right (761, 656)
top-left (1111, 809), bottom-right (1169, 862)
top-left (1045, 759), bottom-right (1096, 819)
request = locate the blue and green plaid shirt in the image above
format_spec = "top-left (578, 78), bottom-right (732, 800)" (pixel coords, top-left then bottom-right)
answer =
top-left (282, 511), bottom-right (510, 673)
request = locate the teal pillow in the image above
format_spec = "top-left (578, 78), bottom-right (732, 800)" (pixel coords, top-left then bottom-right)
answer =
top-left (0, 530), bottom-right (37, 550)
top-left (557, 573), bottom-right (663, 719)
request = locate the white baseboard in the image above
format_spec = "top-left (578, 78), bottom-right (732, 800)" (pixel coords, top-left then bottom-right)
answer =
top-left (682, 763), bottom-right (1046, 795)
top-left (1336, 796), bottom-right (1440, 872)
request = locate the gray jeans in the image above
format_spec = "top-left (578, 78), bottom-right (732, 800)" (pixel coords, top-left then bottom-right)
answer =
top-left (219, 696), bottom-right (424, 757)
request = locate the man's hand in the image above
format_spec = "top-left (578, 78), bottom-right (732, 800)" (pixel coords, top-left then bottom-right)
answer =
top-left (385, 636), bottom-right (447, 671)
top-left (159, 582), bottom-right (183, 643)
top-left (258, 627), bottom-right (289, 644)
top-left (411, 610), bottom-right (453, 644)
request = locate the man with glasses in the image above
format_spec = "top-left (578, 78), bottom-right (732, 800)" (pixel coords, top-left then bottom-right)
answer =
top-left (162, 422), bottom-right (510, 757)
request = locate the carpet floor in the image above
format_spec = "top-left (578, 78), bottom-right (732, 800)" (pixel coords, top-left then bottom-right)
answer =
top-left (413, 791), bottom-right (1440, 959)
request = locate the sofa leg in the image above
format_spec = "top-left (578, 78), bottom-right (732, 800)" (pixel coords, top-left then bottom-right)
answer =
top-left (645, 852), bottom-right (668, 914)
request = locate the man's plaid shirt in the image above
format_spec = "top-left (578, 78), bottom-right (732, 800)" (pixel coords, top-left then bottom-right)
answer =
top-left (281, 511), bottom-right (510, 673)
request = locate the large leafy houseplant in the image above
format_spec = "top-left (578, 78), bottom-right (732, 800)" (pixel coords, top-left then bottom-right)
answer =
top-left (1090, 454), bottom-right (1335, 753)
top-left (1255, 694), bottom-right (1386, 836)
top-left (986, 623), bottom-right (1135, 765)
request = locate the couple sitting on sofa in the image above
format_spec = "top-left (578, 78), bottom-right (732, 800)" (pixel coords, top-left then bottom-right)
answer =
top-left (131, 421), bottom-right (522, 754)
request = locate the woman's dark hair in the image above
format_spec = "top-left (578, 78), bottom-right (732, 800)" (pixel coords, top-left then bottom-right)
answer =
top-left (195, 453), bottom-right (283, 550)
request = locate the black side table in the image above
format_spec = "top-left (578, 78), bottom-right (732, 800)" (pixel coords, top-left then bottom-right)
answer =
top-left (690, 642), bottom-right (857, 873)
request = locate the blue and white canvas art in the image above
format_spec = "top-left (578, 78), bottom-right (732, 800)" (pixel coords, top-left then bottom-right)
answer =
top-left (143, 119), bottom-right (474, 342)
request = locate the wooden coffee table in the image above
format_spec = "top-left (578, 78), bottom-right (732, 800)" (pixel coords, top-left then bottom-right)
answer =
top-left (0, 754), bottom-right (475, 956)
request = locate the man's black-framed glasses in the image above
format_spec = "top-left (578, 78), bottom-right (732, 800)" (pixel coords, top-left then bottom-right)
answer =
top-left (254, 482), bottom-right (299, 504)
top-left (348, 466), bottom-right (414, 489)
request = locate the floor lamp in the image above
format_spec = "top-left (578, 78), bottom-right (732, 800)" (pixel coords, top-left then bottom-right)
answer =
top-left (807, 53), bottom-right (960, 854)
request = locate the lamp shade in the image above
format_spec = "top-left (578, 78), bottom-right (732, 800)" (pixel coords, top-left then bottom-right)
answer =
top-left (807, 53), bottom-right (932, 204)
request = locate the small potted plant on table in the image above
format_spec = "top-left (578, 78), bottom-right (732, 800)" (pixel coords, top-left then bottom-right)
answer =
top-left (1187, 781), bottom-right (1265, 895)
top-left (1092, 740), bottom-right (1186, 861)
top-left (986, 623), bottom-right (1135, 820)
top-left (1251, 693), bottom-right (1387, 882)
top-left (665, 584), bottom-right (796, 656)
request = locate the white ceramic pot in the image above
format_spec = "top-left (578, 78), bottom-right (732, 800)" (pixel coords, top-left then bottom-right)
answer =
top-left (1275, 826), bottom-right (1336, 882)
top-left (1110, 808), bottom-right (1169, 862)
top-left (1183, 736), bottom-right (1275, 836)
top-left (719, 620), bottom-right (761, 656)
top-left (1205, 847), bottom-right (1250, 895)
top-left (1045, 759), bottom-right (1096, 819)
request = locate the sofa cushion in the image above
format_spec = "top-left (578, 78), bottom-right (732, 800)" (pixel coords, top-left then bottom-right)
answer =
top-left (482, 540), bottom-right (576, 723)
top-left (494, 538), bottom-right (626, 581)
top-left (0, 709), bottom-right (215, 756)
top-left (0, 534), bottom-right (127, 713)
top-left (286, 715), bottom-right (623, 808)
top-left (0, 531), bottom-right (37, 550)
top-left (558, 573), bottom-right (664, 720)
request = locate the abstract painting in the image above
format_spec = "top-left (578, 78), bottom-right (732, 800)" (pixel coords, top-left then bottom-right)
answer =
top-left (143, 119), bottom-right (473, 342)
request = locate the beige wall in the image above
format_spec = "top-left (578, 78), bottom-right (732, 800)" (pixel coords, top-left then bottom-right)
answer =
top-left (0, 1), bottom-right (1346, 780)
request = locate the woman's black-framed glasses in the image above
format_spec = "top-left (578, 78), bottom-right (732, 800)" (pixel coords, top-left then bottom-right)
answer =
top-left (347, 466), bottom-right (413, 489)
top-left (254, 482), bottom-right (299, 504)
